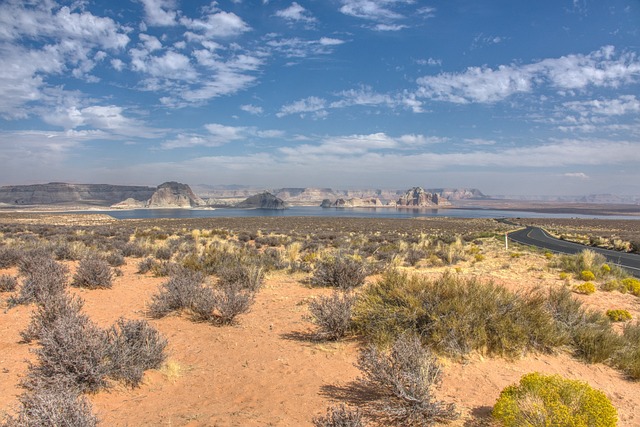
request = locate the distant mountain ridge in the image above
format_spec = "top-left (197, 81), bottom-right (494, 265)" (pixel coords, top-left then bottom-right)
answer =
top-left (0, 182), bottom-right (155, 206)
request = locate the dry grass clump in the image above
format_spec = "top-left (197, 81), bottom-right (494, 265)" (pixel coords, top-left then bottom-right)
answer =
top-left (0, 274), bottom-right (18, 292)
top-left (311, 254), bottom-right (368, 290)
top-left (105, 318), bottom-right (168, 387)
top-left (217, 261), bottom-right (264, 292)
top-left (9, 256), bottom-right (68, 306)
top-left (354, 270), bottom-right (563, 358)
top-left (615, 321), bottom-right (640, 380)
top-left (2, 386), bottom-right (98, 427)
top-left (149, 268), bottom-right (254, 326)
top-left (308, 291), bottom-right (357, 341)
top-left (356, 335), bottom-right (458, 426)
top-left (492, 372), bottom-right (617, 427)
top-left (71, 256), bottom-right (113, 289)
top-left (312, 404), bottom-right (364, 427)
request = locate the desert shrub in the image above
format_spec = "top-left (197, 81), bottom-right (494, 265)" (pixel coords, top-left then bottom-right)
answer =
top-left (405, 248), bottom-right (425, 267)
top-left (312, 404), bottom-right (364, 427)
top-left (573, 282), bottom-right (596, 295)
top-left (311, 254), bottom-right (368, 290)
top-left (606, 309), bottom-right (632, 322)
top-left (137, 257), bottom-right (158, 274)
top-left (0, 274), bottom-right (18, 292)
top-left (20, 292), bottom-right (84, 343)
top-left (580, 270), bottom-right (596, 281)
top-left (621, 278), bottom-right (640, 296)
top-left (492, 372), bottom-right (617, 427)
top-left (601, 264), bottom-right (611, 274)
top-left (308, 291), bottom-right (356, 340)
top-left (571, 312), bottom-right (622, 364)
top-left (154, 246), bottom-right (173, 261)
top-left (26, 308), bottom-right (110, 393)
top-left (147, 269), bottom-right (206, 318)
top-left (106, 318), bottom-right (167, 387)
top-left (353, 270), bottom-right (563, 357)
top-left (4, 386), bottom-right (98, 427)
top-left (614, 321), bottom-right (640, 380)
top-left (106, 252), bottom-right (125, 267)
top-left (207, 282), bottom-right (254, 325)
top-left (357, 335), bottom-right (458, 426)
top-left (121, 242), bottom-right (148, 258)
top-left (10, 257), bottom-right (68, 306)
top-left (553, 250), bottom-right (607, 278)
top-left (71, 257), bottom-right (113, 290)
top-left (217, 261), bottom-right (264, 292)
top-left (0, 246), bottom-right (22, 268)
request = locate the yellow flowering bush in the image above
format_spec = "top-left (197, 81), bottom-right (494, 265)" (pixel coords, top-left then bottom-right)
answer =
top-left (493, 372), bottom-right (617, 427)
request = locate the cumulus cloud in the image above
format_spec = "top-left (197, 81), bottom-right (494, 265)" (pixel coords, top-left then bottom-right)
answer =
top-left (563, 95), bottom-right (640, 116)
top-left (417, 46), bottom-right (640, 104)
top-left (240, 104), bottom-right (264, 115)
top-left (275, 2), bottom-right (316, 23)
top-left (180, 10), bottom-right (250, 38)
top-left (338, 0), bottom-right (424, 31)
top-left (140, 0), bottom-right (178, 26)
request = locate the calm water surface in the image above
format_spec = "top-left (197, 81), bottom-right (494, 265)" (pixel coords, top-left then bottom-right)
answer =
top-left (82, 206), bottom-right (640, 220)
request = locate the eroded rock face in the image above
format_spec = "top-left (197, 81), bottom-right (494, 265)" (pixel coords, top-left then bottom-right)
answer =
top-left (0, 183), bottom-right (155, 206)
top-left (396, 187), bottom-right (451, 207)
top-left (325, 197), bottom-right (385, 207)
top-left (235, 192), bottom-right (288, 210)
top-left (146, 182), bottom-right (206, 208)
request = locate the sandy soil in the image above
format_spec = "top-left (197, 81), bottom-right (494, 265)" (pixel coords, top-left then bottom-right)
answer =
top-left (2, 242), bottom-right (640, 426)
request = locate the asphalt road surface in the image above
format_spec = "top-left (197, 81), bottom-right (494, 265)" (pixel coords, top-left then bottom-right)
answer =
top-left (508, 226), bottom-right (640, 278)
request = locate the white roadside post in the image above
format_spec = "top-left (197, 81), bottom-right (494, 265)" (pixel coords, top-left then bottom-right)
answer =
top-left (505, 232), bottom-right (509, 251)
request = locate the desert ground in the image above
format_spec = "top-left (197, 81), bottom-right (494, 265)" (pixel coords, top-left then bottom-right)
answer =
top-left (1, 214), bottom-right (639, 426)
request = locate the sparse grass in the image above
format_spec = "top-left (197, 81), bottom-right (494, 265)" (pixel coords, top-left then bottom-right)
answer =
top-left (0, 274), bottom-right (18, 292)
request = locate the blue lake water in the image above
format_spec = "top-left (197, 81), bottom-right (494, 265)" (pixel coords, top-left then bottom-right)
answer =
top-left (85, 206), bottom-right (640, 220)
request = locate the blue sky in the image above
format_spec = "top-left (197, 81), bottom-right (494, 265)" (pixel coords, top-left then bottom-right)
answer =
top-left (1, 0), bottom-right (639, 195)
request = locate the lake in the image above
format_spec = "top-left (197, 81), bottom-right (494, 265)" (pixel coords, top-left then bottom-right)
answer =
top-left (86, 206), bottom-right (640, 220)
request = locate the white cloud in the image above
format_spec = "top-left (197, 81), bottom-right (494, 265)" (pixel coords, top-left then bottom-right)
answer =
top-left (241, 104), bottom-right (264, 115)
top-left (564, 172), bottom-right (589, 179)
top-left (417, 46), bottom-right (640, 104)
top-left (140, 0), bottom-right (178, 26)
top-left (139, 33), bottom-right (163, 51)
top-left (161, 123), bottom-right (284, 149)
top-left (563, 95), bottom-right (640, 116)
top-left (277, 96), bottom-right (327, 117)
top-left (339, 0), bottom-right (406, 21)
top-left (275, 3), bottom-right (316, 23)
top-left (181, 10), bottom-right (250, 38)
top-left (266, 36), bottom-right (345, 58)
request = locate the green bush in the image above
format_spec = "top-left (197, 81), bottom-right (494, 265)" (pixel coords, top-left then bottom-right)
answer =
top-left (353, 270), bottom-right (563, 357)
top-left (614, 321), bottom-right (640, 380)
top-left (606, 309), bottom-right (632, 322)
top-left (492, 372), bottom-right (617, 427)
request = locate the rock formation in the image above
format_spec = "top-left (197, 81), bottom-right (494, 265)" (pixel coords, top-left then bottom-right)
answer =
top-left (235, 192), bottom-right (288, 210)
top-left (0, 183), bottom-right (155, 206)
top-left (111, 198), bottom-right (146, 209)
top-left (146, 182), bottom-right (206, 208)
top-left (396, 187), bottom-right (451, 207)
top-left (324, 197), bottom-right (386, 208)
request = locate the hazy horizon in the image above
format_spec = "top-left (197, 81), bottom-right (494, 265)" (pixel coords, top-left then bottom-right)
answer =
top-left (1, 1), bottom-right (639, 196)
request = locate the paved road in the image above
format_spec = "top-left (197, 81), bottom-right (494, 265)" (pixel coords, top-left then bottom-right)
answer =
top-left (508, 226), bottom-right (640, 278)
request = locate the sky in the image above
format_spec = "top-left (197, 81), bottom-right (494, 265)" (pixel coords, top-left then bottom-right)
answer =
top-left (1, 0), bottom-right (639, 196)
